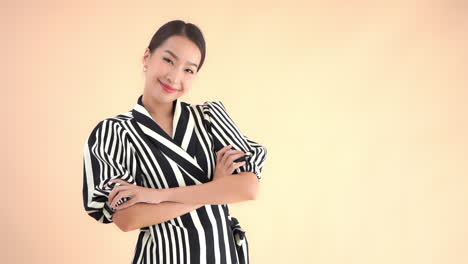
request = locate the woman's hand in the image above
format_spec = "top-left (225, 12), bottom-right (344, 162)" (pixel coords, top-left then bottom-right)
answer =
top-left (213, 144), bottom-right (246, 181)
top-left (106, 179), bottom-right (167, 210)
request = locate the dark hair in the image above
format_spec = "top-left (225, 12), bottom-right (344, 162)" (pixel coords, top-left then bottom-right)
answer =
top-left (147, 20), bottom-right (206, 72)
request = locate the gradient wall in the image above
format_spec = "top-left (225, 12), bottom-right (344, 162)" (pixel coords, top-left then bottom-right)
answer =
top-left (3, 1), bottom-right (468, 263)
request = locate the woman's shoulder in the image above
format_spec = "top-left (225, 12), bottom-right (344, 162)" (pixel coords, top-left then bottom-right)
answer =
top-left (187, 99), bottom-right (226, 113)
top-left (185, 100), bottom-right (229, 124)
top-left (86, 111), bottom-right (134, 141)
top-left (93, 114), bottom-right (128, 128)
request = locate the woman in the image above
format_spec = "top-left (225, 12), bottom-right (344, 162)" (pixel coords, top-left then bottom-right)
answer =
top-left (82, 20), bottom-right (267, 264)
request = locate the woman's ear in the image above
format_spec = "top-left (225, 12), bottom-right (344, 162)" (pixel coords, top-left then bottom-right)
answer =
top-left (142, 48), bottom-right (151, 65)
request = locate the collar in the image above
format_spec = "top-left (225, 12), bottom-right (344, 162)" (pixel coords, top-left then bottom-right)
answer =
top-left (130, 94), bottom-right (208, 183)
top-left (131, 94), bottom-right (182, 140)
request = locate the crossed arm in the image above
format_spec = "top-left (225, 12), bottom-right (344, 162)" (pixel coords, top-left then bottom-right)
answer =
top-left (114, 172), bottom-right (259, 232)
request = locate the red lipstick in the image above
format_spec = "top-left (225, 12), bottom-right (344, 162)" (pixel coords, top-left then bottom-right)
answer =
top-left (158, 80), bottom-right (178, 93)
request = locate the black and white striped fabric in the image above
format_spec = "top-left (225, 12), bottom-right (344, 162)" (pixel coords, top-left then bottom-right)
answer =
top-left (82, 94), bottom-right (267, 264)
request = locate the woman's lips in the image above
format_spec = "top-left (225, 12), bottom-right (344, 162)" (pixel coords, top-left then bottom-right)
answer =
top-left (158, 80), bottom-right (178, 93)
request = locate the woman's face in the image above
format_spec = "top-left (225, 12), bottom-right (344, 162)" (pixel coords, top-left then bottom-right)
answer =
top-left (142, 35), bottom-right (202, 104)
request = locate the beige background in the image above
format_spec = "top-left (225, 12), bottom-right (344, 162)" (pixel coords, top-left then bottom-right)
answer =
top-left (3, 0), bottom-right (468, 263)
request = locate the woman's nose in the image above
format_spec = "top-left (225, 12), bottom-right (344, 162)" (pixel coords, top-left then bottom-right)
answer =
top-left (166, 68), bottom-right (183, 85)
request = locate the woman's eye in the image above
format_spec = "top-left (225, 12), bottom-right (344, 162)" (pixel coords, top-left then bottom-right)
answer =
top-left (163, 57), bottom-right (194, 74)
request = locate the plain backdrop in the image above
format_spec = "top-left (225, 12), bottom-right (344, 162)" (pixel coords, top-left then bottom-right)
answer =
top-left (2, 0), bottom-right (468, 263)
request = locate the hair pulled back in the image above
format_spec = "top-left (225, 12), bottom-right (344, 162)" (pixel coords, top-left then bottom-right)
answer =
top-left (147, 20), bottom-right (206, 72)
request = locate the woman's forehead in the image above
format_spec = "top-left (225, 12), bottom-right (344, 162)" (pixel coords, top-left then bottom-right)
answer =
top-left (158, 36), bottom-right (201, 64)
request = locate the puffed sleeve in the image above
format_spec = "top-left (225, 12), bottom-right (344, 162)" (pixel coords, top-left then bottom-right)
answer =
top-left (202, 101), bottom-right (268, 182)
top-left (82, 119), bottom-right (137, 224)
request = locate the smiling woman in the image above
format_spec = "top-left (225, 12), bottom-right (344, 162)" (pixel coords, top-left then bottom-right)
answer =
top-left (141, 26), bottom-right (204, 109)
top-left (82, 19), bottom-right (267, 264)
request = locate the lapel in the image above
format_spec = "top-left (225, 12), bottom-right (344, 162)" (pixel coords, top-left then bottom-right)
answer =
top-left (130, 94), bottom-right (208, 184)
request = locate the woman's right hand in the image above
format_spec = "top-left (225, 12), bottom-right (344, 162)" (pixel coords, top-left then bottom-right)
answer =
top-left (213, 145), bottom-right (246, 181)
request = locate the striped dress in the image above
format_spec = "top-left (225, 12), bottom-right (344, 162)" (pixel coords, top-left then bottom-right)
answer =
top-left (82, 94), bottom-right (268, 264)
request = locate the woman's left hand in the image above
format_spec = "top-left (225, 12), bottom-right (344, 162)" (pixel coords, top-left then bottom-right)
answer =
top-left (106, 179), bottom-right (167, 210)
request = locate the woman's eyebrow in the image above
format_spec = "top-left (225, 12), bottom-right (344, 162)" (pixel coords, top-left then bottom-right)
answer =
top-left (164, 49), bottom-right (198, 68)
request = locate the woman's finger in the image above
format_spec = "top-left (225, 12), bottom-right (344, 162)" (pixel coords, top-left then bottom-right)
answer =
top-left (216, 145), bottom-right (232, 156)
top-left (228, 161), bottom-right (246, 174)
top-left (110, 190), bottom-right (126, 208)
top-left (222, 151), bottom-right (244, 167)
top-left (226, 152), bottom-right (245, 165)
top-left (105, 179), bottom-right (126, 187)
top-left (111, 190), bottom-right (133, 208)
top-left (220, 149), bottom-right (240, 164)
top-left (216, 145), bottom-right (232, 162)
top-left (108, 185), bottom-right (130, 207)
top-left (220, 149), bottom-right (235, 164)
top-left (115, 197), bottom-right (138, 210)
top-left (108, 186), bottom-right (120, 206)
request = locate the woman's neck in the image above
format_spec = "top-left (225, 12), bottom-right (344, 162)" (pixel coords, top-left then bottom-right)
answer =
top-left (142, 94), bottom-right (174, 121)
